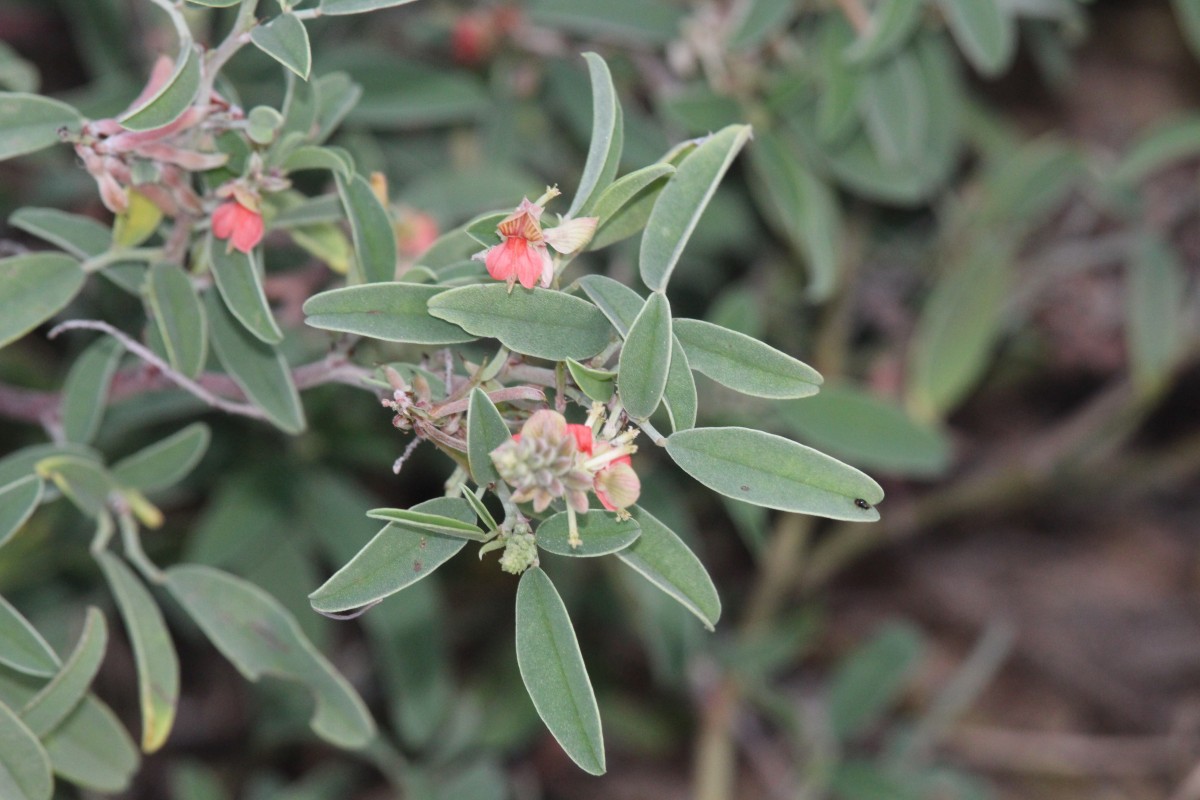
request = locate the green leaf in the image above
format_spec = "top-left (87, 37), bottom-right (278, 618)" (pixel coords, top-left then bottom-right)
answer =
top-left (616, 505), bottom-right (719, 630)
top-left (0, 594), bottom-right (57, 677)
top-left (777, 385), bottom-right (951, 477)
top-left (166, 565), bottom-right (375, 749)
top-left (468, 388), bottom-right (510, 486)
top-left (566, 359), bottom-right (616, 403)
top-left (1112, 114), bottom-right (1200, 185)
top-left (1174, 0), bottom-right (1200, 62)
top-left (270, 194), bottom-right (344, 229)
top-left (860, 50), bottom-right (927, 167)
top-left (250, 13), bottom-right (311, 80)
top-left (0, 42), bottom-right (37, 94)
top-left (280, 145), bottom-right (353, 176)
top-left (568, 53), bottom-right (623, 217)
top-left (0, 699), bottom-right (52, 800)
top-left (618, 292), bottom-right (672, 420)
top-left (816, 19), bottom-right (863, 145)
top-left (185, 0), bottom-right (241, 5)
top-left (8, 208), bottom-right (109, 259)
top-left (111, 423), bottom-right (211, 493)
top-left (674, 318), bottom-right (822, 399)
top-left (748, 132), bottom-right (841, 301)
top-left (35, 455), bottom-right (114, 518)
top-left (145, 262), bottom-right (208, 379)
top-left (365, 508), bottom-right (486, 541)
top-left (590, 163), bottom-right (674, 235)
top-left (112, 188), bottom-right (163, 248)
top-left (204, 291), bottom-right (306, 434)
top-left (662, 338), bottom-right (697, 431)
top-left (42, 697), bottom-right (138, 793)
top-left (303, 283), bottom-right (475, 345)
top-left (320, 0), bottom-right (418, 14)
top-left (0, 476), bottom-right (42, 550)
top-left (666, 427), bottom-right (883, 521)
top-left (907, 241), bottom-right (1011, 420)
top-left (96, 553), bottom-right (179, 753)
top-left (280, 69), bottom-right (318, 141)
top-left (938, 0), bottom-right (1015, 77)
top-left (640, 125), bottom-right (752, 291)
top-left (527, 0), bottom-right (684, 45)
top-left (536, 511), bottom-right (640, 557)
top-left (0, 443), bottom-right (97, 489)
top-left (207, 236), bottom-right (283, 345)
top-left (1127, 234), bottom-right (1184, 394)
top-left (514, 568), bottom-right (605, 775)
top-left (428, 285), bottom-right (613, 361)
top-left (120, 46), bottom-right (201, 131)
top-left (728, 0), bottom-right (799, 50)
top-left (0, 93), bottom-right (82, 161)
top-left (61, 337), bottom-right (123, 445)
top-left (0, 253), bottom-right (85, 349)
top-left (336, 172), bottom-right (397, 284)
top-left (314, 72), bottom-right (363, 144)
top-left (21, 607), bottom-right (107, 737)
top-left (309, 498), bottom-right (474, 613)
top-left (845, 0), bottom-right (923, 64)
top-left (829, 623), bottom-right (924, 739)
top-left (578, 274), bottom-right (642, 335)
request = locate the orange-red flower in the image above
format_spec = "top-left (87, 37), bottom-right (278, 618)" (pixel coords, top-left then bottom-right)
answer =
top-left (212, 199), bottom-right (264, 254)
top-left (568, 423), bottom-right (640, 512)
top-left (475, 197), bottom-right (597, 290)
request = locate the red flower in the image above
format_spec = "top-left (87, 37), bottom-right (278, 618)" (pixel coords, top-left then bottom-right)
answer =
top-left (567, 423), bottom-right (638, 512)
top-left (475, 197), bottom-right (598, 291)
top-left (212, 199), bottom-right (264, 254)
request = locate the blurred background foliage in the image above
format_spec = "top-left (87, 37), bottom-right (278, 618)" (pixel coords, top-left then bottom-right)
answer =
top-left (2, 0), bottom-right (1200, 797)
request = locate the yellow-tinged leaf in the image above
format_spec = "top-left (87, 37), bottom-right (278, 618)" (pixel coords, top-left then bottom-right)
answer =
top-left (113, 189), bottom-right (163, 248)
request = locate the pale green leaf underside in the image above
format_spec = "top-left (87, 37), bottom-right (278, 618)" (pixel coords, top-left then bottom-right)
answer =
top-left (615, 505), bottom-right (720, 630)
top-left (536, 510), bottom-right (640, 557)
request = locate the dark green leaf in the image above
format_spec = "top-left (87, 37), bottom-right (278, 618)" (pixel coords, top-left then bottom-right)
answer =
top-left (303, 283), bottom-right (475, 344)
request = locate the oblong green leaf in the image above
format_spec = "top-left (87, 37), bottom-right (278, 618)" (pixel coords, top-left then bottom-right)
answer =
top-left (616, 505), bottom-right (720, 630)
top-left (145, 262), bottom-right (208, 379)
top-left (568, 53), bottom-right (623, 217)
top-left (61, 337), bottom-right (124, 445)
top-left (566, 359), bottom-right (616, 403)
top-left (120, 46), bottom-right (201, 131)
top-left (0, 93), bottom-right (82, 161)
top-left (674, 318), bottom-right (822, 399)
top-left (0, 594), bottom-right (57, 677)
top-left (280, 145), bottom-right (353, 176)
top-left (468, 388), bottom-right (510, 486)
top-left (207, 236), bottom-right (283, 345)
top-left (96, 553), bottom-right (179, 753)
top-left (320, 0), bottom-right (419, 14)
top-left (662, 337), bottom-right (697, 431)
top-left (0, 443), bottom-right (97, 489)
top-left (111, 423), bottom-right (211, 493)
top-left (0, 699), bottom-right (52, 800)
top-left (309, 497), bottom-right (474, 613)
top-left (777, 385), bottom-right (951, 477)
top-left (35, 455), bottom-right (115, 518)
top-left (0, 476), bottom-right (42, 549)
top-left (167, 565), bottom-right (375, 749)
top-left (590, 164), bottom-right (674, 232)
top-left (365, 508), bottom-right (485, 540)
top-left (536, 510), bottom-right (640, 556)
top-left (1128, 234), bottom-right (1184, 394)
top-left (1112, 115), bottom-right (1200, 185)
top-left (845, 0), bottom-right (923, 64)
top-left (618, 291), bottom-right (672, 420)
top-left (42, 697), bottom-right (138, 793)
top-left (427, 285), bottom-right (613, 361)
top-left (515, 568), bottom-right (605, 775)
top-left (250, 13), bottom-right (311, 80)
top-left (204, 290), bottom-right (306, 434)
top-left (0, 253), bottom-right (85, 349)
top-left (830, 622), bottom-right (924, 739)
top-left (337, 172), bottom-right (397, 284)
top-left (938, 0), bottom-right (1015, 77)
top-left (860, 50), bottom-right (927, 168)
top-left (666, 427), bottom-right (883, 521)
top-left (1175, 0), bottom-right (1200, 61)
top-left (640, 124), bottom-right (752, 291)
top-left (303, 283), bottom-right (476, 345)
top-left (8, 208), bottom-right (109, 259)
top-left (21, 607), bottom-right (107, 737)
top-left (578, 274), bottom-right (641, 335)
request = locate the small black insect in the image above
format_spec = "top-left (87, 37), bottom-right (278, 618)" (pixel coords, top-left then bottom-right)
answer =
top-left (740, 485), bottom-right (750, 492)
top-left (854, 498), bottom-right (871, 510)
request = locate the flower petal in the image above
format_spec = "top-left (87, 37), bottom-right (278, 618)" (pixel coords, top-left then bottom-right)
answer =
top-left (595, 461), bottom-right (640, 511)
top-left (543, 216), bottom-right (598, 255)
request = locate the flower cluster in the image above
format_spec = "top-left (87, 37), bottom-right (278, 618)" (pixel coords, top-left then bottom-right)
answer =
top-left (474, 192), bottom-right (598, 290)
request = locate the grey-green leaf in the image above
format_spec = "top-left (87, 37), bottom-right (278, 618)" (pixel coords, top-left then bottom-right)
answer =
top-left (662, 337), bottom-right (697, 431)
top-left (303, 283), bottom-right (476, 344)
top-left (145, 262), bottom-right (207, 378)
top-left (568, 53), bottom-right (623, 217)
top-left (666, 427), bottom-right (883, 521)
top-left (1111, 114), bottom-right (1200, 186)
top-left (35, 455), bottom-right (115, 518)
top-left (8, 208), bottom-right (109, 259)
top-left (21, 607), bottom-right (107, 737)
top-left (0, 93), bottom-right (82, 161)
top-left (830, 623), bottom-right (924, 739)
top-left (0, 699), bottom-right (52, 800)
top-left (0, 594), bottom-right (58, 677)
top-left (111, 423), bottom-right (211, 493)
top-left (536, 511), bottom-right (640, 557)
top-left (618, 291), bottom-right (672, 420)
top-left (250, 13), bottom-right (311, 80)
top-left (578, 274), bottom-right (642, 335)
top-left (860, 50), bottom-right (927, 168)
top-left (167, 565), bottom-right (375, 748)
top-left (468, 388), bottom-right (510, 486)
top-left (938, 0), bottom-right (1015, 77)
top-left (0, 253), bottom-right (85, 349)
top-left (590, 164), bottom-right (675, 233)
top-left (845, 0), bottom-right (923, 64)
top-left (365, 508), bottom-right (486, 541)
top-left (309, 498), bottom-right (474, 613)
top-left (674, 318), bottom-right (822, 399)
top-left (204, 290), bottom-right (305, 434)
top-left (1127, 234), bottom-right (1184, 394)
top-left (120, 46), bottom-right (202, 131)
top-left (566, 359), bottom-right (616, 403)
top-left (515, 567), bottom-right (605, 775)
top-left (61, 337), bottom-right (124, 445)
top-left (96, 553), bottom-right (178, 753)
top-left (319, 0), bottom-right (419, 14)
top-left (616, 505), bottom-right (720, 630)
top-left (337, 172), bottom-right (397, 284)
top-left (640, 124), bottom-right (752, 291)
top-left (0, 476), bottom-right (43, 549)
top-left (42, 696), bottom-right (138, 792)
top-left (207, 236), bottom-right (282, 345)
top-left (427, 285), bottom-right (613, 361)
